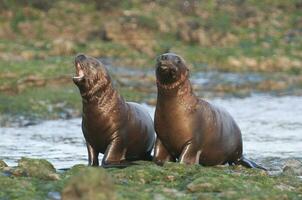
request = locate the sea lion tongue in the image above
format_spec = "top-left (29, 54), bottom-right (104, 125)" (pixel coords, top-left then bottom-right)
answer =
top-left (73, 54), bottom-right (88, 81)
top-left (73, 63), bottom-right (84, 80)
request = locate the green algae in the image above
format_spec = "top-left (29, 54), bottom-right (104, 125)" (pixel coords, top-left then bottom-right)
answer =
top-left (0, 159), bottom-right (301, 200)
top-left (17, 157), bottom-right (59, 180)
top-left (62, 167), bottom-right (116, 200)
top-left (0, 160), bottom-right (8, 169)
top-left (107, 161), bottom-right (302, 200)
top-left (0, 176), bottom-right (38, 200)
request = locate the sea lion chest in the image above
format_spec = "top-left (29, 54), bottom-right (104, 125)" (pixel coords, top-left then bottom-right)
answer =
top-left (155, 99), bottom-right (196, 157)
top-left (82, 103), bottom-right (123, 153)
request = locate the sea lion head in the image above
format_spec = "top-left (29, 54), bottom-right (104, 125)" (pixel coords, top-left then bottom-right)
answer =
top-left (155, 53), bottom-right (188, 87)
top-left (73, 54), bottom-right (110, 98)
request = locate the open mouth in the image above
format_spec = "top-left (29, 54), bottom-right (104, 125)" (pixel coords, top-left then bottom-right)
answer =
top-left (73, 63), bottom-right (84, 81)
top-left (158, 64), bottom-right (170, 72)
top-left (160, 65), bottom-right (168, 70)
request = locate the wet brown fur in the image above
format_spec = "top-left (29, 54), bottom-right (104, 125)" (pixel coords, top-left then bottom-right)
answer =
top-left (73, 54), bottom-right (155, 167)
top-left (154, 53), bottom-right (243, 166)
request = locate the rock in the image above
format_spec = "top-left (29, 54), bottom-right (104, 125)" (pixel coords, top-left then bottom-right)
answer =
top-left (187, 181), bottom-right (215, 193)
top-left (218, 191), bottom-right (237, 198)
top-left (0, 160), bottom-right (8, 169)
top-left (282, 159), bottom-right (302, 176)
top-left (162, 188), bottom-right (184, 198)
top-left (70, 164), bottom-right (87, 170)
top-left (64, 164), bottom-right (86, 177)
top-left (51, 38), bottom-right (76, 56)
top-left (20, 50), bottom-right (36, 60)
top-left (62, 167), bottom-right (116, 200)
top-left (177, 22), bottom-right (210, 46)
top-left (227, 57), bottom-right (243, 70)
top-left (101, 20), bottom-right (155, 56)
top-left (153, 193), bottom-right (165, 200)
top-left (17, 157), bottom-right (59, 180)
top-left (165, 175), bottom-right (176, 182)
top-left (257, 80), bottom-right (287, 91)
top-left (3, 167), bottom-right (27, 177)
top-left (275, 184), bottom-right (295, 191)
top-left (146, 98), bottom-right (157, 106)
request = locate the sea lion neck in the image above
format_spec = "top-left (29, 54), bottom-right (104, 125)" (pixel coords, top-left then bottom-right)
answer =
top-left (157, 75), bottom-right (195, 98)
top-left (81, 83), bottom-right (128, 128)
top-left (157, 69), bottom-right (189, 90)
top-left (157, 78), bottom-right (198, 112)
top-left (81, 81), bottom-right (118, 106)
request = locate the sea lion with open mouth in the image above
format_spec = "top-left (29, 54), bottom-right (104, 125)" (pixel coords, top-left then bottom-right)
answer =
top-left (73, 54), bottom-right (155, 167)
top-left (153, 53), bottom-right (265, 170)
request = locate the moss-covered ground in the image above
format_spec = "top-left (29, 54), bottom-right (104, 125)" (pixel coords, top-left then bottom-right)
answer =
top-left (0, 159), bottom-right (301, 200)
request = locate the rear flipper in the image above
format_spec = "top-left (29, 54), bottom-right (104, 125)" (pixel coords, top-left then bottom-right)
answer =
top-left (231, 156), bottom-right (267, 171)
top-left (143, 150), bottom-right (153, 161)
top-left (102, 161), bottom-right (138, 169)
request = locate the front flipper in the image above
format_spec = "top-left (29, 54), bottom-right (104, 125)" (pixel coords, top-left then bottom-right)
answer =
top-left (102, 136), bottom-right (127, 167)
top-left (153, 138), bottom-right (175, 166)
top-left (87, 143), bottom-right (99, 166)
top-left (179, 141), bottom-right (201, 165)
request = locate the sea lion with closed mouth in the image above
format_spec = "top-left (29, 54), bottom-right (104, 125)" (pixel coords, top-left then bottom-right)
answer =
top-left (153, 53), bottom-right (265, 170)
top-left (73, 54), bottom-right (155, 167)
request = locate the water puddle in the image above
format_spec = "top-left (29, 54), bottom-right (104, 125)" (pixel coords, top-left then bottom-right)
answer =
top-left (0, 95), bottom-right (301, 171)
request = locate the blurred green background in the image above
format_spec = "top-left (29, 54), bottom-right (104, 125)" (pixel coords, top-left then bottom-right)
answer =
top-left (0, 0), bottom-right (301, 124)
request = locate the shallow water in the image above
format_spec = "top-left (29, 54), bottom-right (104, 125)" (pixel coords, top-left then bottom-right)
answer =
top-left (212, 95), bottom-right (302, 171)
top-left (0, 95), bottom-right (301, 171)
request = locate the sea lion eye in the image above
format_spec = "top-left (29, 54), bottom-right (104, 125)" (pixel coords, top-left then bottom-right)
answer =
top-left (175, 58), bottom-right (181, 64)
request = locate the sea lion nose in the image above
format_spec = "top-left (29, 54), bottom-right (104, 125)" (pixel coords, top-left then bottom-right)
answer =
top-left (75, 54), bottom-right (87, 63)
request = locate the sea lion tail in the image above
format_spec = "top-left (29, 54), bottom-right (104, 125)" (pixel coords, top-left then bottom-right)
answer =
top-left (236, 156), bottom-right (267, 171)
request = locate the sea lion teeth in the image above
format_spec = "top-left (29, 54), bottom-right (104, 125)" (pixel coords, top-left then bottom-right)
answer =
top-left (73, 75), bottom-right (84, 79)
top-left (73, 70), bottom-right (84, 80)
top-left (160, 65), bottom-right (168, 70)
top-left (73, 63), bottom-right (85, 80)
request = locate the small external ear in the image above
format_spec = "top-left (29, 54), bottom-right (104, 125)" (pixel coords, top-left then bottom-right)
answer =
top-left (156, 55), bottom-right (162, 62)
top-left (186, 68), bottom-right (190, 76)
top-left (186, 68), bottom-right (190, 78)
top-left (75, 54), bottom-right (86, 64)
